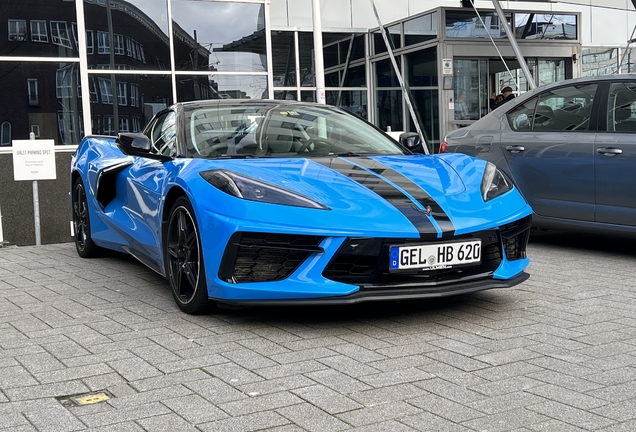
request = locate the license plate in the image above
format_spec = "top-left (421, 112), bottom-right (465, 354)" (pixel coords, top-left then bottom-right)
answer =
top-left (389, 240), bottom-right (481, 271)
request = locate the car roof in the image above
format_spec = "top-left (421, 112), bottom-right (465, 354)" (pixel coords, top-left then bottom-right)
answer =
top-left (176, 99), bottom-right (329, 112)
top-left (511, 73), bottom-right (636, 105)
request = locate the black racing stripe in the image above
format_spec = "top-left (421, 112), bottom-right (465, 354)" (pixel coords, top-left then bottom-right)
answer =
top-left (311, 157), bottom-right (438, 237)
top-left (346, 157), bottom-right (456, 237)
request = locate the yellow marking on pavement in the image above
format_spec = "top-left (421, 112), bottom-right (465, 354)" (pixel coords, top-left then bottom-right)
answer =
top-left (70, 392), bottom-right (110, 405)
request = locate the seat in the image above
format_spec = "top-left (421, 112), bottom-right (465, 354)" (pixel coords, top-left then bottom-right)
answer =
top-left (613, 96), bottom-right (634, 131)
top-left (532, 105), bottom-right (554, 130)
top-left (262, 122), bottom-right (297, 156)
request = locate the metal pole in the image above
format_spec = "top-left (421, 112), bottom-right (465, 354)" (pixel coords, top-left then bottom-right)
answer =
top-left (0, 204), bottom-right (4, 245)
top-left (369, 0), bottom-right (429, 153)
top-left (617, 25), bottom-right (636, 73)
top-left (312, 0), bottom-right (326, 104)
top-left (491, 0), bottom-right (536, 89)
top-left (29, 132), bottom-right (41, 246)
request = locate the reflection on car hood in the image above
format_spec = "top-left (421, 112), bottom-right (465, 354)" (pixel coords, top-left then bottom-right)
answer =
top-left (184, 153), bottom-right (529, 237)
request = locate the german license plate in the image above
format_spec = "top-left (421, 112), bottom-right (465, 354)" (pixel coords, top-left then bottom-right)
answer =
top-left (389, 240), bottom-right (481, 271)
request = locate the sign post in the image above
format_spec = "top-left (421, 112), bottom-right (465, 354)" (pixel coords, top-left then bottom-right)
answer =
top-left (12, 137), bottom-right (56, 246)
top-left (0, 204), bottom-right (4, 246)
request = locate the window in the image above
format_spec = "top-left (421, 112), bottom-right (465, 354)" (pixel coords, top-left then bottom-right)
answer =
top-left (89, 77), bottom-right (98, 103)
top-left (58, 111), bottom-right (79, 144)
top-left (114, 34), bottom-right (125, 55)
top-left (404, 12), bottom-right (437, 46)
top-left (71, 23), bottom-right (78, 49)
top-left (92, 117), bottom-right (101, 134)
top-left (132, 117), bottom-right (141, 133)
top-left (0, 122), bottom-right (11, 146)
top-left (97, 31), bottom-right (109, 54)
top-left (8, 20), bottom-right (27, 41)
top-left (508, 83), bottom-right (598, 131)
top-left (50, 21), bottom-right (72, 48)
top-left (608, 82), bottom-right (636, 132)
top-left (445, 11), bottom-right (511, 39)
top-left (86, 30), bottom-right (94, 54)
top-left (137, 42), bottom-right (146, 63)
top-left (31, 125), bottom-right (40, 138)
top-left (119, 117), bottom-right (129, 133)
top-left (30, 20), bottom-right (48, 43)
top-left (98, 78), bottom-right (113, 104)
top-left (130, 83), bottom-right (139, 107)
top-left (126, 37), bottom-right (134, 58)
top-left (103, 116), bottom-right (115, 135)
top-left (27, 79), bottom-right (39, 105)
top-left (149, 111), bottom-right (177, 156)
top-left (515, 14), bottom-right (577, 40)
top-left (56, 66), bottom-right (74, 98)
top-left (117, 81), bottom-right (127, 105)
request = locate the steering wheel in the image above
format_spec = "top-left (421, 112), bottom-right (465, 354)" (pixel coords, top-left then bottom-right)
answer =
top-left (297, 138), bottom-right (332, 154)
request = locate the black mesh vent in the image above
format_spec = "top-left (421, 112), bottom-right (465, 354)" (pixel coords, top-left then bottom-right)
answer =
top-left (323, 230), bottom-right (503, 287)
top-left (220, 233), bottom-right (323, 283)
top-left (500, 216), bottom-right (532, 261)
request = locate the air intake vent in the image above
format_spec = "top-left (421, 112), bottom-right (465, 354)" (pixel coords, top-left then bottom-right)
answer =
top-left (219, 233), bottom-right (324, 283)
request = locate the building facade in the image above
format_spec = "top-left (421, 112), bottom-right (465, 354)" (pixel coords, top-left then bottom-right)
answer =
top-left (0, 0), bottom-right (635, 244)
top-left (1, 0), bottom-right (635, 150)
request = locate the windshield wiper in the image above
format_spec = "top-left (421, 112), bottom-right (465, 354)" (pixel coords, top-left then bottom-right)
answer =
top-left (332, 152), bottom-right (371, 157)
top-left (212, 154), bottom-right (273, 159)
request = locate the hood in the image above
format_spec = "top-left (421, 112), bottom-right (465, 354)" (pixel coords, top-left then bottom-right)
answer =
top-left (184, 154), bottom-right (529, 238)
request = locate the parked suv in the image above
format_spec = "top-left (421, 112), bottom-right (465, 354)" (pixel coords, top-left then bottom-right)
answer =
top-left (441, 74), bottom-right (636, 237)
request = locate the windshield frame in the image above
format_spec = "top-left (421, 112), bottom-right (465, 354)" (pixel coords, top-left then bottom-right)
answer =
top-left (183, 101), bottom-right (410, 159)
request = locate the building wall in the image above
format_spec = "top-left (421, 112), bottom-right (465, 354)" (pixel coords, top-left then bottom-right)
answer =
top-left (1, 0), bottom-right (635, 246)
top-left (271, 0), bottom-right (636, 47)
top-left (0, 149), bottom-right (74, 246)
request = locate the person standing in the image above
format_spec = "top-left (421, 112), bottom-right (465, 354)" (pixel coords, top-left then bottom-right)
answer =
top-left (490, 86), bottom-right (515, 110)
top-left (455, 91), bottom-right (469, 120)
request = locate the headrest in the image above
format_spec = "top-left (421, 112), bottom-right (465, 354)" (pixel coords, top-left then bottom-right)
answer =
top-left (264, 123), bottom-right (294, 153)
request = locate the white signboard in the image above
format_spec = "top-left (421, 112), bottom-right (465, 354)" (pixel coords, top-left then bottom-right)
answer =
top-left (442, 59), bottom-right (453, 75)
top-left (12, 140), bottom-right (57, 181)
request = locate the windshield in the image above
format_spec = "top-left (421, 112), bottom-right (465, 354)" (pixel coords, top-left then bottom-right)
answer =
top-left (185, 103), bottom-right (406, 158)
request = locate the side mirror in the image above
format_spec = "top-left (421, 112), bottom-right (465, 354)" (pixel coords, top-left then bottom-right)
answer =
top-left (116, 133), bottom-right (172, 161)
top-left (399, 132), bottom-right (427, 154)
top-left (117, 133), bottom-right (151, 154)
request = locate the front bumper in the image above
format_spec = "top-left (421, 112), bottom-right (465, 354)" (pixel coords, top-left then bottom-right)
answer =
top-left (215, 271), bottom-right (529, 306)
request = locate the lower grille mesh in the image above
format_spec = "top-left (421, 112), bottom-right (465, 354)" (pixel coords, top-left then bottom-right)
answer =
top-left (221, 233), bottom-right (323, 283)
top-left (323, 216), bottom-right (532, 288)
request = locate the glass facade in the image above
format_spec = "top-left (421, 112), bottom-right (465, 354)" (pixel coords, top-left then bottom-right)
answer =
top-left (514, 13), bottom-right (576, 40)
top-left (445, 10), bottom-right (511, 39)
top-left (0, 1), bottom-right (620, 151)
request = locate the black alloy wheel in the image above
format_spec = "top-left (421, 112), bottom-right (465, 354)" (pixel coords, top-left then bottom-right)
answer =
top-left (165, 197), bottom-right (211, 314)
top-left (72, 178), bottom-right (100, 258)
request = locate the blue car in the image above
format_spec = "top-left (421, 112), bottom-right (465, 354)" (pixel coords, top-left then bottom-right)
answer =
top-left (71, 100), bottom-right (532, 314)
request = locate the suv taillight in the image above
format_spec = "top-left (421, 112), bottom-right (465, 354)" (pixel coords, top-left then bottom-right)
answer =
top-left (439, 141), bottom-right (448, 153)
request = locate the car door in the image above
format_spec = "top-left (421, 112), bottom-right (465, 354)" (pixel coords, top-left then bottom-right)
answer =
top-left (123, 110), bottom-right (176, 271)
top-left (594, 80), bottom-right (636, 226)
top-left (500, 82), bottom-right (600, 221)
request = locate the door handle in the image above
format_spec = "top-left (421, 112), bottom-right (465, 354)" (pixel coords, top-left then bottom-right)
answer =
top-left (596, 147), bottom-right (623, 156)
top-left (505, 145), bottom-right (525, 153)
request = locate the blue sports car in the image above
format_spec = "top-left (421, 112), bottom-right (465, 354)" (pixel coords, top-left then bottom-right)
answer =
top-left (71, 100), bottom-right (532, 314)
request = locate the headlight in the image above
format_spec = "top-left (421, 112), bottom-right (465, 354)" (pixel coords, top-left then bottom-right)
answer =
top-left (201, 169), bottom-right (329, 210)
top-left (480, 162), bottom-right (512, 201)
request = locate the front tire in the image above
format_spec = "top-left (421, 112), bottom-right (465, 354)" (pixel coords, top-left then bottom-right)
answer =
top-left (72, 178), bottom-right (101, 258)
top-left (165, 197), bottom-right (211, 314)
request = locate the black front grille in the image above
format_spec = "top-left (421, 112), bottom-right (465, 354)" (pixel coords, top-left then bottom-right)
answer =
top-left (219, 233), bottom-right (324, 283)
top-left (323, 230), bottom-right (503, 287)
top-left (500, 216), bottom-right (532, 261)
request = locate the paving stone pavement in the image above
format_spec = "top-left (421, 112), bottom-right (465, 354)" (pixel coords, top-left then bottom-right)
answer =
top-left (1, 232), bottom-right (635, 431)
